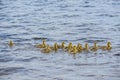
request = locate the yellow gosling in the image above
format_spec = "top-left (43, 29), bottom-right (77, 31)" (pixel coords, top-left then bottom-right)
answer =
top-left (51, 42), bottom-right (58, 52)
top-left (99, 42), bottom-right (112, 50)
top-left (8, 40), bottom-right (14, 47)
top-left (107, 42), bottom-right (112, 50)
top-left (70, 46), bottom-right (78, 54)
top-left (65, 42), bottom-right (73, 52)
top-left (35, 40), bottom-right (46, 48)
top-left (41, 45), bottom-right (51, 53)
top-left (90, 42), bottom-right (98, 51)
top-left (83, 43), bottom-right (89, 51)
top-left (58, 42), bottom-right (65, 49)
top-left (77, 43), bottom-right (83, 52)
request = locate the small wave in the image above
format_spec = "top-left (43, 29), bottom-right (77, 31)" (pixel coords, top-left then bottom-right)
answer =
top-left (16, 57), bottom-right (38, 62)
top-left (72, 62), bottom-right (113, 66)
top-left (0, 57), bottom-right (13, 62)
top-left (96, 14), bottom-right (119, 17)
top-left (0, 67), bottom-right (25, 76)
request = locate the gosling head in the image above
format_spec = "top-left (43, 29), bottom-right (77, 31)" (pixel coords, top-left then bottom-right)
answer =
top-left (107, 42), bottom-right (111, 45)
top-left (77, 43), bottom-right (81, 47)
top-left (94, 42), bottom-right (97, 47)
top-left (73, 46), bottom-right (77, 54)
top-left (61, 42), bottom-right (65, 47)
top-left (69, 42), bottom-right (72, 45)
top-left (73, 46), bottom-right (77, 50)
top-left (107, 42), bottom-right (111, 47)
top-left (43, 40), bottom-right (46, 44)
top-left (54, 43), bottom-right (58, 48)
top-left (69, 42), bottom-right (72, 46)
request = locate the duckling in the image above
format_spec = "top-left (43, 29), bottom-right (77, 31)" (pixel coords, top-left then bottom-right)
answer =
top-left (51, 42), bottom-right (58, 52)
top-left (58, 42), bottom-right (65, 49)
top-left (107, 42), bottom-right (112, 50)
top-left (65, 42), bottom-right (73, 52)
top-left (99, 42), bottom-right (112, 50)
top-left (70, 46), bottom-right (78, 54)
top-left (35, 40), bottom-right (46, 48)
top-left (77, 43), bottom-right (83, 52)
top-left (41, 45), bottom-right (51, 53)
top-left (83, 43), bottom-right (89, 51)
top-left (90, 42), bottom-right (98, 51)
top-left (8, 40), bottom-right (14, 47)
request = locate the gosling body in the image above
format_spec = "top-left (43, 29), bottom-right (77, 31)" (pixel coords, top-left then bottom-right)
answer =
top-left (90, 42), bottom-right (98, 51)
top-left (8, 40), bottom-right (14, 47)
top-left (70, 46), bottom-right (78, 54)
top-left (99, 42), bottom-right (112, 50)
top-left (36, 40), bottom-right (46, 48)
top-left (41, 45), bottom-right (51, 53)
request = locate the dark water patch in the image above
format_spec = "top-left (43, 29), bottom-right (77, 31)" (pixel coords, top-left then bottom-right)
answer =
top-left (84, 37), bottom-right (111, 43)
top-left (108, 28), bottom-right (118, 31)
top-left (110, 64), bottom-right (120, 68)
top-left (80, 74), bottom-right (96, 77)
top-left (58, 38), bottom-right (86, 42)
top-left (0, 17), bottom-right (5, 20)
top-left (34, 8), bottom-right (43, 11)
top-left (64, 32), bottom-right (77, 35)
top-left (32, 37), bottom-right (48, 40)
top-left (0, 33), bottom-right (18, 40)
top-left (81, 5), bottom-right (95, 8)
top-left (96, 14), bottom-right (119, 17)
top-left (16, 57), bottom-right (37, 62)
top-left (111, 2), bottom-right (120, 5)
top-left (12, 38), bottom-right (31, 42)
top-left (32, 37), bottom-right (53, 42)
top-left (75, 23), bottom-right (97, 27)
top-left (19, 32), bottom-right (30, 35)
top-left (13, 14), bottom-right (29, 17)
top-left (0, 0), bottom-right (4, 5)
top-left (57, 39), bottom-right (69, 42)
top-left (39, 74), bottom-right (46, 77)
top-left (45, 26), bottom-right (60, 30)
top-left (0, 67), bottom-right (25, 76)
top-left (40, 57), bottom-right (48, 61)
top-left (0, 56), bottom-right (13, 62)
top-left (73, 62), bottom-right (112, 66)
top-left (65, 69), bottom-right (74, 72)
top-left (59, 22), bottom-right (71, 25)
top-left (21, 21), bottom-right (31, 23)
top-left (0, 49), bottom-right (10, 52)
top-left (0, 54), bottom-right (14, 62)
top-left (41, 22), bottom-right (54, 25)
top-left (0, 14), bottom-right (7, 17)
top-left (62, 14), bottom-right (80, 18)
top-left (0, 33), bottom-right (11, 39)
top-left (85, 39), bottom-right (106, 43)
top-left (113, 53), bottom-right (120, 56)
top-left (77, 27), bottom-right (93, 31)
top-left (0, 25), bottom-right (23, 28)
top-left (53, 77), bottom-right (63, 80)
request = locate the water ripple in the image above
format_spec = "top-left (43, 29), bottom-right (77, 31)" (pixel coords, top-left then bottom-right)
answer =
top-left (0, 67), bottom-right (25, 76)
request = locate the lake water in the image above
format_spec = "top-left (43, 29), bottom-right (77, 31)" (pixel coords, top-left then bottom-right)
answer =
top-left (0, 0), bottom-right (120, 80)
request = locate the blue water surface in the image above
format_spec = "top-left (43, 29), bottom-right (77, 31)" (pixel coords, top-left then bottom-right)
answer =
top-left (0, 0), bottom-right (120, 80)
